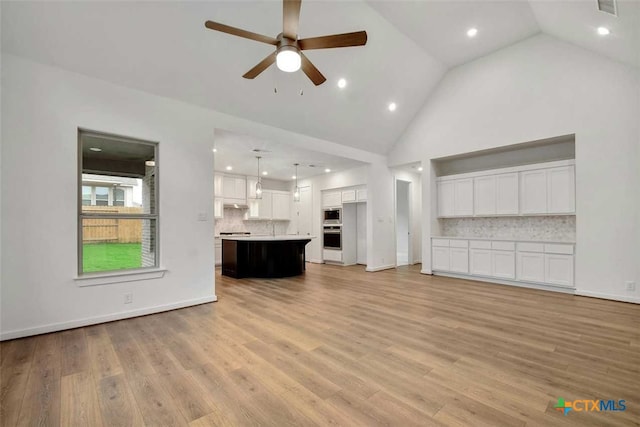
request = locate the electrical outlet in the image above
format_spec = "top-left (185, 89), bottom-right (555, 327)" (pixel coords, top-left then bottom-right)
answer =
top-left (124, 292), bottom-right (133, 304)
top-left (625, 281), bottom-right (636, 292)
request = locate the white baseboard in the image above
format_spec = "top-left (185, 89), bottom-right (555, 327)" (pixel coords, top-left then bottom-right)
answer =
top-left (366, 264), bottom-right (396, 272)
top-left (421, 269), bottom-right (432, 275)
top-left (308, 259), bottom-right (323, 264)
top-left (433, 272), bottom-right (575, 294)
top-left (575, 290), bottom-right (640, 304)
top-left (1, 295), bottom-right (218, 341)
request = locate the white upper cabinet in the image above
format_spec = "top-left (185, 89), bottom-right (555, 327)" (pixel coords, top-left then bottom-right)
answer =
top-left (474, 175), bottom-right (496, 216)
top-left (454, 179), bottom-right (474, 216)
top-left (520, 169), bottom-right (547, 214)
top-left (214, 198), bottom-right (223, 219)
top-left (222, 175), bottom-right (247, 203)
top-left (437, 160), bottom-right (574, 218)
top-left (322, 191), bottom-right (342, 208)
top-left (547, 166), bottom-right (575, 214)
top-left (437, 181), bottom-right (455, 217)
top-left (214, 174), bottom-right (224, 198)
top-left (356, 188), bottom-right (367, 202)
top-left (341, 190), bottom-right (357, 204)
top-left (495, 173), bottom-right (519, 215)
top-left (271, 192), bottom-right (291, 220)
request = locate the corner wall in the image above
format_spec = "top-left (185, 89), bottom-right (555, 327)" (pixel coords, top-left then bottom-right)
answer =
top-left (0, 54), bottom-right (381, 339)
top-left (389, 34), bottom-right (640, 302)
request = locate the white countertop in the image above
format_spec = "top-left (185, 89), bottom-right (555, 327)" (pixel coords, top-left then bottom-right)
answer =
top-left (432, 236), bottom-right (575, 244)
top-left (220, 235), bottom-right (316, 241)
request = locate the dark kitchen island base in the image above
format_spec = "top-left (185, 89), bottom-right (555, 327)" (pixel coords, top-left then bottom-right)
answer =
top-left (222, 237), bottom-right (312, 279)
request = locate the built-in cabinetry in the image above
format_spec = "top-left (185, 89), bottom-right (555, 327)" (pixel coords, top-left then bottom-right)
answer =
top-left (214, 174), bottom-right (224, 219)
top-left (432, 237), bottom-right (574, 289)
top-left (322, 186), bottom-right (367, 208)
top-left (437, 160), bottom-right (575, 218)
top-left (245, 190), bottom-right (290, 220)
top-left (215, 238), bottom-right (222, 266)
top-left (214, 173), bottom-right (247, 215)
top-left (222, 175), bottom-right (247, 205)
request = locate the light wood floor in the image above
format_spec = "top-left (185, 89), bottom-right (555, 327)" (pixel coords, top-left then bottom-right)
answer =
top-left (1, 264), bottom-right (639, 426)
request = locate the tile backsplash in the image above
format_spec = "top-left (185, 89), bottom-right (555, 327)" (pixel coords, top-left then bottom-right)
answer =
top-left (440, 216), bottom-right (576, 242)
top-left (215, 207), bottom-right (290, 236)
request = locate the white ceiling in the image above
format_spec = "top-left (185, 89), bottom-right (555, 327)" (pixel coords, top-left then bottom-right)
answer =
top-left (367, 0), bottom-right (541, 67)
top-left (1, 1), bottom-right (638, 157)
top-left (214, 129), bottom-right (366, 181)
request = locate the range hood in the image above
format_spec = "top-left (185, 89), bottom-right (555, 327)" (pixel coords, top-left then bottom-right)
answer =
top-left (223, 200), bottom-right (249, 209)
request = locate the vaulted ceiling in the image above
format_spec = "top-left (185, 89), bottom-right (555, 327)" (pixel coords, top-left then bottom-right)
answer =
top-left (2, 1), bottom-right (638, 156)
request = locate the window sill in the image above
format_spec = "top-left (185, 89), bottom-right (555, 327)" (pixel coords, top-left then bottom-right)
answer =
top-left (75, 268), bottom-right (167, 287)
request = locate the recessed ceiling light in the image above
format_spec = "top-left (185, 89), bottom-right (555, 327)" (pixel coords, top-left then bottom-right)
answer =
top-left (292, 175), bottom-right (297, 179)
top-left (212, 148), bottom-right (217, 153)
top-left (418, 166), bottom-right (423, 172)
top-left (262, 171), bottom-right (268, 176)
top-left (467, 28), bottom-right (478, 38)
top-left (388, 102), bottom-right (397, 112)
top-left (337, 78), bottom-right (347, 89)
top-left (89, 147), bottom-right (102, 152)
top-left (325, 168), bottom-right (331, 173)
top-left (226, 166), bottom-right (233, 171)
top-left (145, 160), bottom-right (156, 167)
top-left (597, 26), bottom-right (610, 36)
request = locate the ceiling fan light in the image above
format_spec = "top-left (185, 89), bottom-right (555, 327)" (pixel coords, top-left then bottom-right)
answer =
top-left (276, 46), bottom-right (301, 72)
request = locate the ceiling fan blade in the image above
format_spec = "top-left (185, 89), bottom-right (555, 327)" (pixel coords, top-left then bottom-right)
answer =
top-left (205, 20), bottom-right (278, 46)
top-left (298, 31), bottom-right (368, 50)
top-left (300, 53), bottom-right (326, 86)
top-left (283, 0), bottom-right (302, 40)
top-left (242, 52), bottom-right (277, 79)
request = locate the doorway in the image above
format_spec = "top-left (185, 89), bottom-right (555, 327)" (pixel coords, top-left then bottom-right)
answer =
top-left (396, 180), bottom-right (411, 266)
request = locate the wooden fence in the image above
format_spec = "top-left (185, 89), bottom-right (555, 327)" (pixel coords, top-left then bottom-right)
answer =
top-left (82, 206), bottom-right (143, 244)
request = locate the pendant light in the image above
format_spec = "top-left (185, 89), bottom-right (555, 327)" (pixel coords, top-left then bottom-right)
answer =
top-left (255, 156), bottom-right (263, 199)
top-left (293, 163), bottom-right (300, 202)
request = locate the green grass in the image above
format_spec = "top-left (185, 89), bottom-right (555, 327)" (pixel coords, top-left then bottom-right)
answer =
top-left (83, 243), bottom-right (142, 273)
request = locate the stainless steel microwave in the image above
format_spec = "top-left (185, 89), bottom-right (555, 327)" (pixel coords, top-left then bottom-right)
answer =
top-left (323, 208), bottom-right (342, 224)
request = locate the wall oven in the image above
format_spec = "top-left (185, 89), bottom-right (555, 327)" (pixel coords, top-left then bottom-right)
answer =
top-left (323, 208), bottom-right (342, 224)
top-left (323, 226), bottom-right (342, 250)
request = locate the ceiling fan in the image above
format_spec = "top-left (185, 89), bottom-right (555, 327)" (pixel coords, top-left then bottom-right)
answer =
top-left (204, 0), bottom-right (367, 86)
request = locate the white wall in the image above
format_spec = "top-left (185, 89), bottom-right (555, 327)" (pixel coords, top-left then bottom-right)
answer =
top-left (389, 34), bottom-right (640, 303)
top-left (0, 54), bottom-right (380, 339)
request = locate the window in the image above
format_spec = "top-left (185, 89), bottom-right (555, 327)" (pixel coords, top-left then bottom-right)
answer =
top-left (114, 188), bottom-right (125, 206)
top-left (79, 130), bottom-right (158, 275)
top-left (82, 186), bottom-right (92, 206)
top-left (95, 186), bottom-right (109, 206)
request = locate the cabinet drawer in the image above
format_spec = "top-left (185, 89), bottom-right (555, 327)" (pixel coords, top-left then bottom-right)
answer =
top-left (449, 240), bottom-right (469, 248)
top-left (469, 240), bottom-right (491, 249)
top-left (544, 244), bottom-right (574, 255)
top-left (492, 241), bottom-right (515, 251)
top-left (323, 250), bottom-right (342, 262)
top-left (517, 242), bottom-right (544, 253)
top-left (432, 238), bottom-right (449, 247)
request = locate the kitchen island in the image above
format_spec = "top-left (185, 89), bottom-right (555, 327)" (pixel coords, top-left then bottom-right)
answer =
top-left (221, 235), bottom-right (314, 279)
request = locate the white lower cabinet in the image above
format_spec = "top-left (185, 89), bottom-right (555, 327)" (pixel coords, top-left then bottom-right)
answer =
top-left (492, 250), bottom-right (515, 279)
top-left (545, 254), bottom-right (574, 287)
top-left (323, 250), bottom-right (342, 263)
top-left (449, 248), bottom-right (469, 273)
top-left (215, 240), bottom-right (222, 266)
top-left (516, 252), bottom-right (545, 283)
top-left (434, 238), bottom-right (574, 289)
top-left (470, 248), bottom-right (492, 276)
top-left (432, 247), bottom-right (450, 271)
